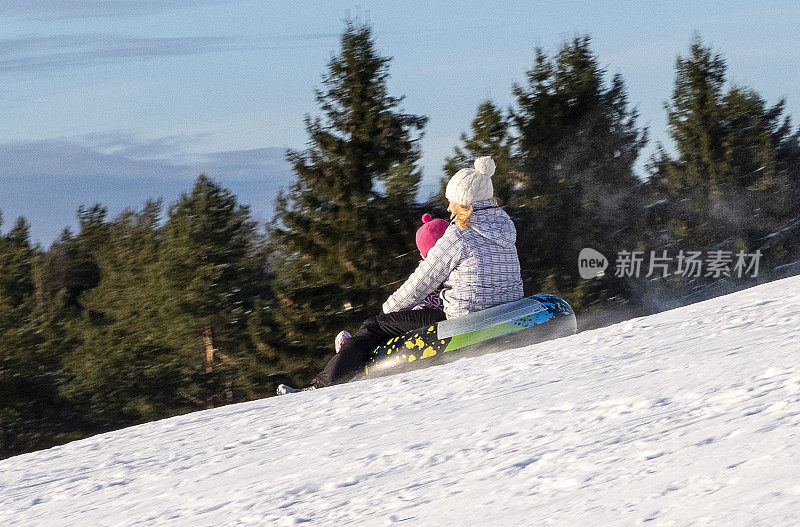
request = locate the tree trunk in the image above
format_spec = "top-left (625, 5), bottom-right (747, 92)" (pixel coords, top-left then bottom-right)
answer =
top-left (203, 326), bottom-right (215, 373)
top-left (32, 256), bottom-right (45, 309)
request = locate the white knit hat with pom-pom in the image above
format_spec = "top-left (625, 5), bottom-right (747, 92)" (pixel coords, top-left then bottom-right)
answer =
top-left (445, 156), bottom-right (496, 206)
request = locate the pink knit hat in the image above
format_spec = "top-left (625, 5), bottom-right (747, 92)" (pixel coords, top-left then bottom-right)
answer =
top-left (415, 213), bottom-right (449, 258)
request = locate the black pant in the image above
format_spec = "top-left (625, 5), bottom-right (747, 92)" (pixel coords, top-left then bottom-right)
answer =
top-left (312, 308), bottom-right (446, 388)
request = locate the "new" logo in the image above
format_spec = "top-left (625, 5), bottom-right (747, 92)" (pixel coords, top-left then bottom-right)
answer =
top-left (578, 248), bottom-right (608, 279)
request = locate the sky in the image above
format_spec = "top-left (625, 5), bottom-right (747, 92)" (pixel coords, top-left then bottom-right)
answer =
top-left (1, 1), bottom-right (799, 245)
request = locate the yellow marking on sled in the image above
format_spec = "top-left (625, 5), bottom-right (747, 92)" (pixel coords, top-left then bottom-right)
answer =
top-left (408, 355), bottom-right (416, 363)
top-left (428, 326), bottom-right (435, 332)
top-left (405, 340), bottom-right (414, 349)
top-left (415, 337), bottom-right (425, 349)
top-left (421, 347), bottom-right (436, 359)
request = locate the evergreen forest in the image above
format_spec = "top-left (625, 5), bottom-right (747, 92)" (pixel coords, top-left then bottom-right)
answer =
top-left (3, 20), bottom-right (800, 458)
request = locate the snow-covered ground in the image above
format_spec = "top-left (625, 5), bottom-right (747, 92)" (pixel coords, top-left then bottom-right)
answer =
top-left (3, 276), bottom-right (800, 526)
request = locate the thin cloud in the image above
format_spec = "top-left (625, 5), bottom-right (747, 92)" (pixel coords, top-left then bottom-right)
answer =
top-left (0, 135), bottom-right (293, 182)
top-left (0, 22), bottom-right (510, 74)
top-left (0, 1), bottom-right (236, 20)
top-left (0, 32), bottom-right (353, 73)
top-left (0, 34), bottom-right (236, 73)
top-left (79, 132), bottom-right (213, 160)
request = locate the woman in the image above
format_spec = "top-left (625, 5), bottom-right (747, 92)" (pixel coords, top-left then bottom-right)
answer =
top-left (278, 156), bottom-right (524, 393)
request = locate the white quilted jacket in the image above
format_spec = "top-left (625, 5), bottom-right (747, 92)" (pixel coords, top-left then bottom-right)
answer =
top-left (383, 201), bottom-right (524, 319)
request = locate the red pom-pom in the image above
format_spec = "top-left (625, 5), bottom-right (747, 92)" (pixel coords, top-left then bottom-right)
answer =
top-left (421, 213), bottom-right (432, 223)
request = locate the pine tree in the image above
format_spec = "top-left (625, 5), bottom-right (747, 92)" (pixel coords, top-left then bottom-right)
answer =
top-left (0, 215), bottom-right (78, 458)
top-left (0, 214), bottom-right (35, 455)
top-left (59, 201), bottom-right (184, 426)
top-left (652, 37), bottom-right (729, 248)
top-left (269, 19), bottom-right (427, 378)
top-left (0, 216), bottom-right (34, 306)
top-left (651, 36), bottom-right (800, 267)
top-left (61, 177), bottom-right (277, 425)
top-left (510, 36), bottom-right (648, 307)
top-left (160, 176), bottom-right (268, 407)
top-left (63, 205), bottom-right (109, 307)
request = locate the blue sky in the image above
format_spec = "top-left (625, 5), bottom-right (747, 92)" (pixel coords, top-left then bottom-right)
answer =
top-left (1, 1), bottom-right (799, 245)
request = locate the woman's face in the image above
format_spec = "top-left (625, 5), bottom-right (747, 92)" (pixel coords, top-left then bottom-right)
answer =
top-left (447, 201), bottom-right (455, 215)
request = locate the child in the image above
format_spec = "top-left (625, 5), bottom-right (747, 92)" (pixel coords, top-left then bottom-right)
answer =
top-left (334, 212), bottom-right (449, 351)
top-left (278, 213), bottom-right (450, 395)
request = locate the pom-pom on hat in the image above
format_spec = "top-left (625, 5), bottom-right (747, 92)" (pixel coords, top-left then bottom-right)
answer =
top-left (416, 213), bottom-right (449, 258)
top-left (445, 156), bottom-right (496, 206)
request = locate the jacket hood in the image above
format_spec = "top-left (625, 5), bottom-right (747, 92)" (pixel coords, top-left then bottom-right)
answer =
top-left (467, 201), bottom-right (517, 248)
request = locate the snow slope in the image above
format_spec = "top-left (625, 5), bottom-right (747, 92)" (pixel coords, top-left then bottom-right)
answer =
top-left (3, 276), bottom-right (800, 526)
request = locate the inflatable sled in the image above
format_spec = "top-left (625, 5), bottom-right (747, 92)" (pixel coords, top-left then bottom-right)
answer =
top-left (355, 294), bottom-right (577, 380)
